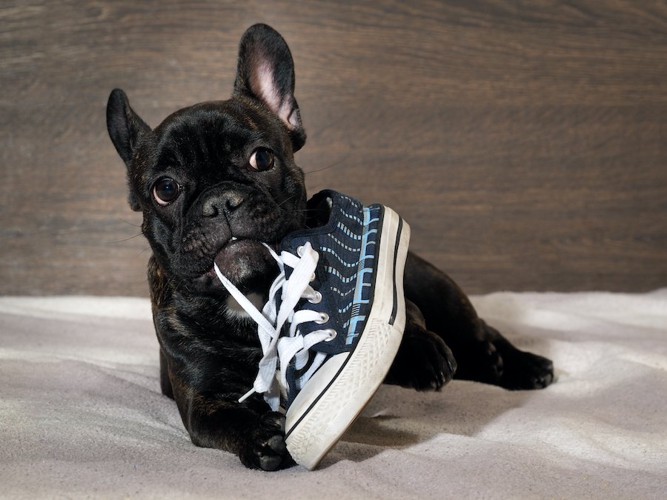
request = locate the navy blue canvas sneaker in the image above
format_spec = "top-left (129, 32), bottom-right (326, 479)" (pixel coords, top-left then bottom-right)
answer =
top-left (215, 190), bottom-right (410, 469)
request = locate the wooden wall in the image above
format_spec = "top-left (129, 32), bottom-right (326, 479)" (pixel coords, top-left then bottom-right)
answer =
top-left (1, 1), bottom-right (666, 296)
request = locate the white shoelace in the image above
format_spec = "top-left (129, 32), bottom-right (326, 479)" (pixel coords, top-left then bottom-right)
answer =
top-left (213, 242), bottom-right (336, 411)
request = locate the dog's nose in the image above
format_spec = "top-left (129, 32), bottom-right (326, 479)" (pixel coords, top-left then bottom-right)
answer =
top-left (202, 192), bottom-right (245, 218)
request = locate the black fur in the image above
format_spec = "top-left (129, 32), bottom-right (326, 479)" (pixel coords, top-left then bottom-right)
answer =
top-left (107, 23), bottom-right (554, 471)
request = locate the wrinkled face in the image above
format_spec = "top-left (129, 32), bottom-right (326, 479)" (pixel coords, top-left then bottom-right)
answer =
top-left (130, 97), bottom-right (306, 292)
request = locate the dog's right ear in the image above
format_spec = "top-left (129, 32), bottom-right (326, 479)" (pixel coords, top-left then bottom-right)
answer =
top-left (106, 89), bottom-right (150, 211)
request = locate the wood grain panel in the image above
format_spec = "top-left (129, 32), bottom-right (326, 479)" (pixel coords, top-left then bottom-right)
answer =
top-left (1, 0), bottom-right (666, 295)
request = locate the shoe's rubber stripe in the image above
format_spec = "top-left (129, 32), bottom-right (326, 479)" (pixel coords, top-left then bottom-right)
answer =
top-left (389, 216), bottom-right (403, 326)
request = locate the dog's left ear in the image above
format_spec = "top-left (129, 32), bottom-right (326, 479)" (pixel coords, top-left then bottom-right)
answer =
top-left (233, 24), bottom-right (306, 152)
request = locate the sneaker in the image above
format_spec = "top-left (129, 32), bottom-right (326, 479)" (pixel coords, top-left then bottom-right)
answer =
top-left (215, 190), bottom-right (410, 469)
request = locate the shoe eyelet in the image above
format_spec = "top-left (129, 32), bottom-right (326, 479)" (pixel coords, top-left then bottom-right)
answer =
top-left (315, 312), bottom-right (329, 324)
top-left (308, 291), bottom-right (322, 304)
top-left (297, 245), bottom-right (305, 257)
top-left (325, 329), bottom-right (337, 341)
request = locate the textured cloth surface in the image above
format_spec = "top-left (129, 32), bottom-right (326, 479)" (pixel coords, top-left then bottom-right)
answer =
top-left (1, 291), bottom-right (666, 499)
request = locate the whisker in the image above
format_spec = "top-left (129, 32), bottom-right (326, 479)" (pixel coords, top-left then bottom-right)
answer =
top-left (109, 232), bottom-right (144, 244)
top-left (119, 218), bottom-right (143, 228)
top-left (303, 157), bottom-right (347, 175)
top-left (276, 194), bottom-right (297, 208)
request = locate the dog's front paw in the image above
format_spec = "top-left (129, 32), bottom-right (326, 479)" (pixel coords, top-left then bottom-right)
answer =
top-left (386, 328), bottom-right (457, 391)
top-left (240, 412), bottom-right (295, 471)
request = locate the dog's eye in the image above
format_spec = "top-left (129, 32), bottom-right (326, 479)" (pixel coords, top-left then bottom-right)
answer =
top-left (153, 178), bottom-right (181, 206)
top-left (248, 148), bottom-right (275, 172)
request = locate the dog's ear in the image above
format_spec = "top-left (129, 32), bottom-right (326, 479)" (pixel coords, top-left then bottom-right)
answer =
top-left (233, 24), bottom-right (306, 152)
top-left (106, 89), bottom-right (150, 211)
top-left (106, 88), bottom-right (150, 165)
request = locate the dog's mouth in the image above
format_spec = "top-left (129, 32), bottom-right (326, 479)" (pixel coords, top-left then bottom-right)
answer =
top-left (205, 237), bottom-right (277, 286)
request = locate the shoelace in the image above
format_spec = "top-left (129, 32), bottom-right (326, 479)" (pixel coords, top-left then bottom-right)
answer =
top-left (213, 242), bottom-right (336, 411)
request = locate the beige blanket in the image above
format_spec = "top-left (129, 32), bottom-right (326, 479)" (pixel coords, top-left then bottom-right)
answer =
top-left (1, 291), bottom-right (666, 498)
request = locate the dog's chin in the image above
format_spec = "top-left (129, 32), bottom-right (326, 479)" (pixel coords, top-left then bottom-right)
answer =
top-left (206, 239), bottom-right (278, 290)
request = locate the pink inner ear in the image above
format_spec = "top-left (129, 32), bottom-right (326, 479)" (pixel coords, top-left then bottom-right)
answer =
top-left (254, 61), bottom-right (294, 129)
top-left (286, 107), bottom-right (300, 130)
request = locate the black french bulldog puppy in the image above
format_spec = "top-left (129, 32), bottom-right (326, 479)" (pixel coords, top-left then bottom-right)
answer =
top-left (107, 24), bottom-right (554, 471)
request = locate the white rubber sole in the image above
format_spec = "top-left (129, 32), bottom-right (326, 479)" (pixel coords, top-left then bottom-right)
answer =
top-left (284, 206), bottom-right (410, 470)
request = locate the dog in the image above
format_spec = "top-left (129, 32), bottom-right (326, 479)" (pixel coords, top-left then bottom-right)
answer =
top-left (106, 23), bottom-right (554, 471)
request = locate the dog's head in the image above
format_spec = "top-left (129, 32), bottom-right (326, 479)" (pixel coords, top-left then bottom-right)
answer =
top-left (107, 24), bottom-right (307, 293)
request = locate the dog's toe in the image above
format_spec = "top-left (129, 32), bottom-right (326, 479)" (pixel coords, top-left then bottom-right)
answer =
top-left (259, 451), bottom-right (284, 471)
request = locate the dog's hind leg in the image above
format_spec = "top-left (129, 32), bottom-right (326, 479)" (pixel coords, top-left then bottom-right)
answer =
top-left (401, 252), bottom-right (554, 390)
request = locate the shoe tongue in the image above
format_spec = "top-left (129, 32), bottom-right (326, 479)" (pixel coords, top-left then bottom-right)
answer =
top-left (305, 189), bottom-right (336, 228)
top-left (275, 190), bottom-right (336, 255)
